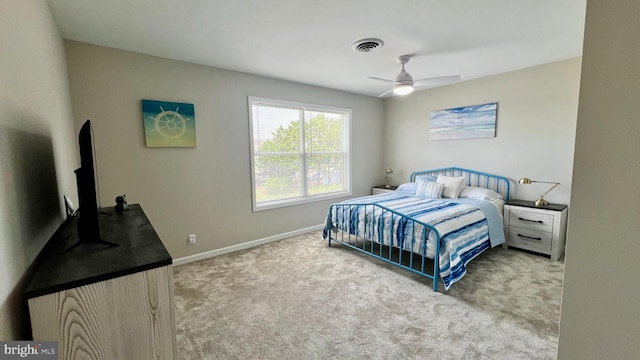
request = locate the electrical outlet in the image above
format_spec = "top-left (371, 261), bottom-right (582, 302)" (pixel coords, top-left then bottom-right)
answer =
top-left (188, 234), bottom-right (196, 245)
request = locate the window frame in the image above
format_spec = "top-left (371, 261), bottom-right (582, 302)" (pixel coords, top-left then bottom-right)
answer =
top-left (248, 96), bottom-right (352, 211)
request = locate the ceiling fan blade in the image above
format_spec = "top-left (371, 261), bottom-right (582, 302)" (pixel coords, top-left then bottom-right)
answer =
top-left (414, 75), bottom-right (461, 88)
top-left (378, 88), bottom-right (395, 98)
top-left (368, 77), bottom-right (394, 83)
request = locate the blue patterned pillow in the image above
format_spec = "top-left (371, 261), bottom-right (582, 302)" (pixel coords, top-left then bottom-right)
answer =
top-left (396, 182), bottom-right (417, 195)
top-left (415, 179), bottom-right (445, 198)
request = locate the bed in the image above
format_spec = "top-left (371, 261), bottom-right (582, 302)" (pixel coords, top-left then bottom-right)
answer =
top-left (322, 167), bottom-right (510, 291)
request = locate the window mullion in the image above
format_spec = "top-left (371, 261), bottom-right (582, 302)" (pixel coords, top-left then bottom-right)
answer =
top-left (300, 108), bottom-right (308, 197)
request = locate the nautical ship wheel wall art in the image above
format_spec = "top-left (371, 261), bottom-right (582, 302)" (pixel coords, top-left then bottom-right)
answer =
top-left (142, 99), bottom-right (197, 147)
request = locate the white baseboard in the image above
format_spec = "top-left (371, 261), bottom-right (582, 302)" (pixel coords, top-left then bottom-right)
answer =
top-left (172, 224), bottom-right (324, 267)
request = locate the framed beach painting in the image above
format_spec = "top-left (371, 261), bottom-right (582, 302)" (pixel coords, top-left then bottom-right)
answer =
top-left (142, 99), bottom-right (196, 147)
top-left (429, 102), bottom-right (497, 141)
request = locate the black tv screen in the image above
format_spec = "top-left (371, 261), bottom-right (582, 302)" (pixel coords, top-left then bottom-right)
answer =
top-left (74, 120), bottom-right (101, 243)
top-left (70, 120), bottom-right (117, 249)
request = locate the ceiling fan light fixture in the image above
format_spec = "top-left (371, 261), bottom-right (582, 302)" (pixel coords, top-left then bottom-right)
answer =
top-left (393, 84), bottom-right (414, 95)
top-left (370, 54), bottom-right (461, 98)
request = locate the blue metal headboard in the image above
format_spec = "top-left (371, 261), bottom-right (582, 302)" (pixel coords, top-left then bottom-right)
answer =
top-left (410, 167), bottom-right (511, 201)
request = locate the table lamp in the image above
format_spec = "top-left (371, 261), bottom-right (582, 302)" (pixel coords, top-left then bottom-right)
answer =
top-left (384, 168), bottom-right (394, 188)
top-left (518, 178), bottom-right (560, 207)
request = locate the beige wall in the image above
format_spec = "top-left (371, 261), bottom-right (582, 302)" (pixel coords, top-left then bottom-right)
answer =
top-left (0, 0), bottom-right (77, 339)
top-left (558, 1), bottom-right (640, 358)
top-left (383, 58), bottom-right (582, 205)
top-left (64, 41), bottom-right (384, 259)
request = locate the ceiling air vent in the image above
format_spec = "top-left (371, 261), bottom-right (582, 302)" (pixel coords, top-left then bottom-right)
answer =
top-left (351, 38), bottom-right (384, 53)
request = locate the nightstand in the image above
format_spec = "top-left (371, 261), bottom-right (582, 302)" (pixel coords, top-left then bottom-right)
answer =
top-left (502, 199), bottom-right (568, 261)
top-left (372, 185), bottom-right (397, 195)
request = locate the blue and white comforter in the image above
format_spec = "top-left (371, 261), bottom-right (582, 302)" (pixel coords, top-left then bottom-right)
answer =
top-left (322, 193), bottom-right (505, 290)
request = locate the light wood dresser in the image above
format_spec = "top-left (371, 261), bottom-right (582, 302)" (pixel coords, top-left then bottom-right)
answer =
top-left (26, 204), bottom-right (177, 360)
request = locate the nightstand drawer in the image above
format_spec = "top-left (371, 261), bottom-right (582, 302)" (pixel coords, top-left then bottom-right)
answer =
top-left (509, 209), bottom-right (554, 232)
top-left (508, 226), bottom-right (552, 251)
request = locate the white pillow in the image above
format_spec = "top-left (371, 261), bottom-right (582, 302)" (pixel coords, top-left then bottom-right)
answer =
top-left (416, 179), bottom-right (445, 198)
top-left (436, 175), bottom-right (466, 199)
top-left (459, 186), bottom-right (503, 201)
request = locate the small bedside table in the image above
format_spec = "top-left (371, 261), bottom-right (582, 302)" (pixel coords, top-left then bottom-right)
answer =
top-left (502, 199), bottom-right (568, 261)
top-left (372, 185), bottom-right (397, 195)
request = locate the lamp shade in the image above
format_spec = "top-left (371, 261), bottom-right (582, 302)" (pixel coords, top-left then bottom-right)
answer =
top-left (518, 178), bottom-right (532, 184)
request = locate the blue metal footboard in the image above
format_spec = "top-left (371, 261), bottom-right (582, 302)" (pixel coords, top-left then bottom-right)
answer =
top-left (326, 202), bottom-right (442, 291)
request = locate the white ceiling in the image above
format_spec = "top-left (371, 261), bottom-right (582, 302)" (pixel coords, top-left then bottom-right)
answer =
top-left (46, 0), bottom-right (586, 98)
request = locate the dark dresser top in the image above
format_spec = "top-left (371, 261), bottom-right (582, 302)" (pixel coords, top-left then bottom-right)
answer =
top-left (25, 204), bottom-right (172, 299)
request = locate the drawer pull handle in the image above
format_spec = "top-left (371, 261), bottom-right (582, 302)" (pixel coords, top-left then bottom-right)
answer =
top-left (517, 233), bottom-right (542, 241)
top-left (518, 217), bottom-right (543, 224)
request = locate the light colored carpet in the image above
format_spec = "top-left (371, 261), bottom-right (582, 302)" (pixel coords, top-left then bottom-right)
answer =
top-left (173, 230), bottom-right (564, 360)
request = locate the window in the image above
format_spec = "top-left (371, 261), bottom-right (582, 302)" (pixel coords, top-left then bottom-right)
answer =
top-left (248, 96), bottom-right (351, 211)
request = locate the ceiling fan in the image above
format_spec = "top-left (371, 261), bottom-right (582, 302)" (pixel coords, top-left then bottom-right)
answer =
top-left (369, 55), bottom-right (461, 98)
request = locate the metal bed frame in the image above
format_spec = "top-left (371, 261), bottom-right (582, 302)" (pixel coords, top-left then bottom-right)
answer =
top-left (325, 167), bottom-right (510, 291)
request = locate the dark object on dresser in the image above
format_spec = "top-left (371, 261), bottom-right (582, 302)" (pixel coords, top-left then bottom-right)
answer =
top-left (115, 194), bottom-right (129, 213)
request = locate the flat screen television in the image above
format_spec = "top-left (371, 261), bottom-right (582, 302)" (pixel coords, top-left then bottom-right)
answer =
top-left (69, 119), bottom-right (117, 250)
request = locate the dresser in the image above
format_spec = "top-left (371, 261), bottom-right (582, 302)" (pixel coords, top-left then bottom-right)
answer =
top-left (26, 204), bottom-right (177, 360)
top-left (502, 199), bottom-right (568, 261)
